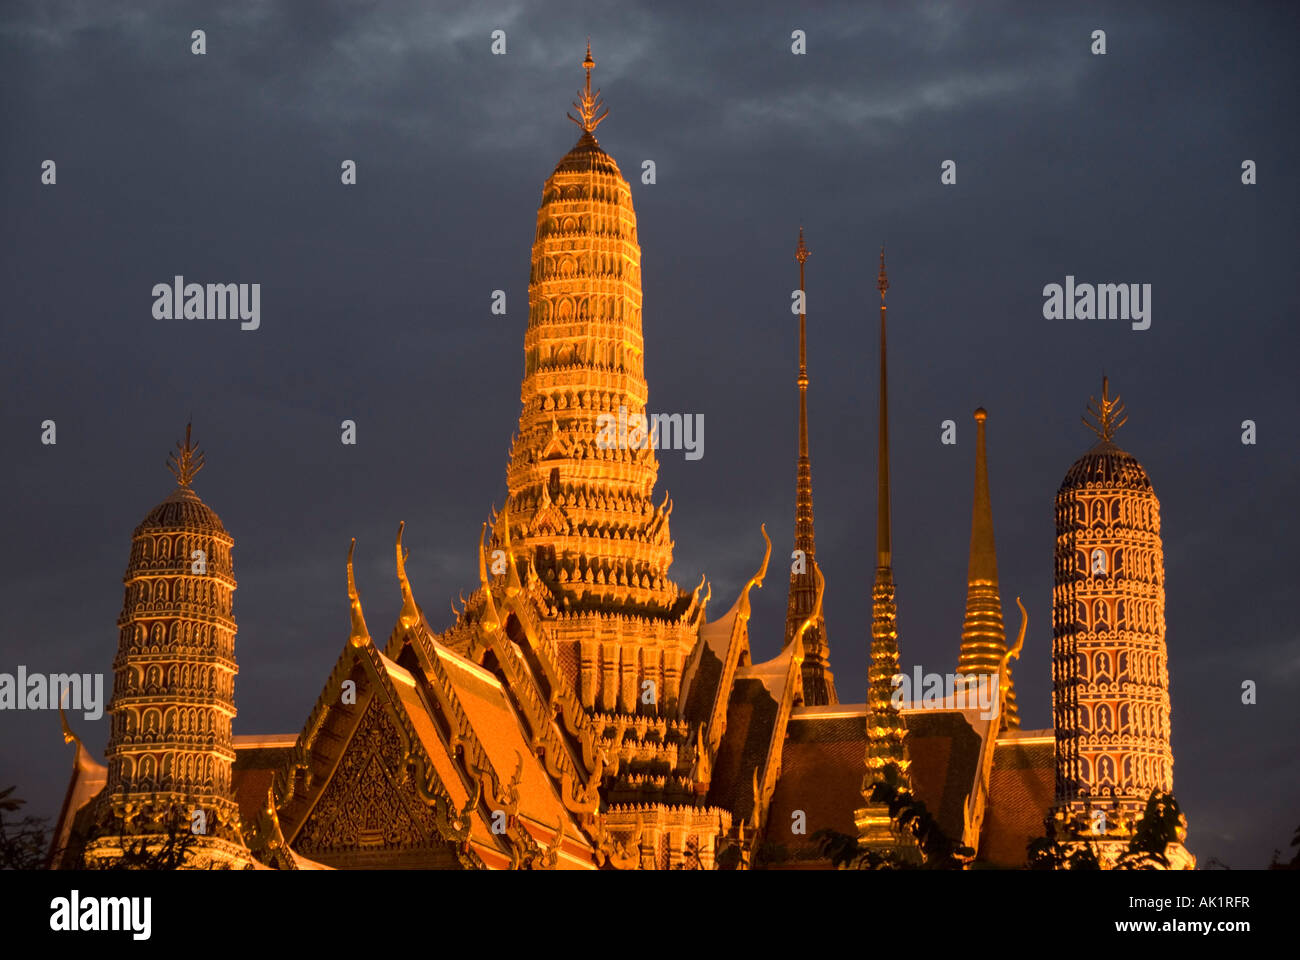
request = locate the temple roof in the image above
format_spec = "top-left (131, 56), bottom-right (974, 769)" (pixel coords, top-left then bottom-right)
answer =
top-left (765, 709), bottom-right (869, 867)
top-left (46, 737), bottom-right (107, 868)
top-left (977, 730), bottom-right (1054, 867)
top-left (763, 703), bottom-right (1000, 867)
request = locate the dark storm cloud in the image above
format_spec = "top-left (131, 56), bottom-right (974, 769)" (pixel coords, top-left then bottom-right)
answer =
top-left (1, 0), bottom-right (1296, 868)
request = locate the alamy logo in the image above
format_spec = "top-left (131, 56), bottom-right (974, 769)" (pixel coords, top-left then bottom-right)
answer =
top-left (891, 667), bottom-right (1000, 720)
top-left (50, 890), bottom-right (151, 940)
top-left (1042, 275), bottom-right (1151, 330)
top-left (596, 405), bottom-right (704, 461)
top-left (152, 275), bottom-right (260, 330)
top-left (0, 666), bottom-right (102, 720)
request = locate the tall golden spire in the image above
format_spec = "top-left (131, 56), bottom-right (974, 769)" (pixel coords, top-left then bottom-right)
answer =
top-left (956, 408), bottom-right (1019, 730)
top-left (865, 246), bottom-right (909, 786)
top-left (784, 227), bottom-right (835, 704)
top-left (166, 422), bottom-right (205, 487)
top-left (567, 39), bottom-right (609, 134)
top-left (875, 249), bottom-right (891, 566)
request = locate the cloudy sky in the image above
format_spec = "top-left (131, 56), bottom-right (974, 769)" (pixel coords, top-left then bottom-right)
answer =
top-left (2, 0), bottom-right (1296, 868)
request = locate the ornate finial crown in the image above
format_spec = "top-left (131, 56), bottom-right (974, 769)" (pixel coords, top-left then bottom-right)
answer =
top-left (166, 422), bottom-right (205, 487)
top-left (877, 247), bottom-right (889, 298)
top-left (795, 227), bottom-right (810, 265)
top-left (567, 39), bottom-right (609, 134)
top-left (1082, 376), bottom-right (1128, 442)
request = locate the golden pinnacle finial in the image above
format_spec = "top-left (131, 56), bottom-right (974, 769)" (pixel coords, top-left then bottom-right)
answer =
top-left (795, 226), bottom-right (810, 264)
top-left (567, 38), bottom-right (609, 134)
top-left (1082, 375), bottom-right (1128, 442)
top-left (166, 422), bottom-right (205, 487)
top-left (877, 247), bottom-right (889, 299)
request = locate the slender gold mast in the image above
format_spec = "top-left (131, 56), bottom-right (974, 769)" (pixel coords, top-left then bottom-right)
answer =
top-left (784, 227), bottom-right (836, 704)
top-left (864, 248), bottom-right (909, 785)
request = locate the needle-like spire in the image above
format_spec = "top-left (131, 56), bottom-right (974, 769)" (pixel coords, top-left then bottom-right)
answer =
top-left (784, 227), bottom-right (836, 704)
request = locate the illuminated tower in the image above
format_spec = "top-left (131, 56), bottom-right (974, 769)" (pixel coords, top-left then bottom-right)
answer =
top-left (502, 41), bottom-right (680, 619)
top-left (783, 227), bottom-right (836, 705)
top-left (858, 249), bottom-right (913, 853)
top-left (1051, 380), bottom-right (1181, 860)
top-left (92, 426), bottom-right (253, 867)
top-left (956, 408), bottom-right (1020, 730)
top-left (487, 44), bottom-right (703, 731)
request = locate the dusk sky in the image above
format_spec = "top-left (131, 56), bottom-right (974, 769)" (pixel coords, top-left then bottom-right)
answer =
top-left (2, 0), bottom-right (1297, 868)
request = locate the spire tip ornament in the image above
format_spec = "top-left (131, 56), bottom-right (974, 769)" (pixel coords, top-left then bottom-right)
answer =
top-left (166, 422), bottom-right (205, 487)
top-left (1082, 375), bottom-right (1128, 442)
top-left (567, 39), bottom-right (609, 134)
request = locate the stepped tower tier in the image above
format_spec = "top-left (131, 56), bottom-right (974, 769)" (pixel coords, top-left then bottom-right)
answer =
top-left (502, 43), bottom-right (682, 619)
top-left (1051, 379), bottom-right (1182, 859)
top-left (92, 425), bottom-right (253, 867)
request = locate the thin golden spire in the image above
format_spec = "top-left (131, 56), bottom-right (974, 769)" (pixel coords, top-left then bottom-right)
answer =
top-left (795, 226), bottom-right (810, 503)
top-left (967, 408), bottom-right (998, 586)
top-left (957, 407), bottom-right (1020, 730)
top-left (864, 242), bottom-right (909, 794)
top-left (1083, 375), bottom-right (1127, 442)
top-left (876, 247), bottom-right (891, 567)
top-left (567, 38), bottom-right (609, 134)
top-left (785, 227), bottom-right (834, 703)
top-left (166, 422), bottom-right (205, 487)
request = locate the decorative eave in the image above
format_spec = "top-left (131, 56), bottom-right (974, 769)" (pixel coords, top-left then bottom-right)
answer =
top-left (690, 525), bottom-right (770, 760)
top-left (386, 523), bottom-right (607, 850)
top-left (743, 561), bottom-right (821, 845)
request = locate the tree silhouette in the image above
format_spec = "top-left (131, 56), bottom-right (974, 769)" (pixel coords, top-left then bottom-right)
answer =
top-left (1113, 791), bottom-right (1187, 869)
top-left (0, 786), bottom-right (50, 870)
top-left (69, 805), bottom-right (202, 870)
top-left (812, 768), bottom-right (971, 870)
top-left (1027, 790), bottom-right (1188, 870)
top-left (1268, 823), bottom-right (1300, 870)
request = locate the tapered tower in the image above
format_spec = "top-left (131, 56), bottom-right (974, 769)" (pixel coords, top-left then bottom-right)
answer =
top-left (486, 45), bottom-right (700, 726)
top-left (783, 227), bottom-right (836, 705)
top-left (1050, 380), bottom-right (1185, 863)
top-left (501, 42), bottom-right (680, 619)
top-left (91, 425), bottom-right (254, 867)
top-left (956, 408), bottom-right (1020, 730)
